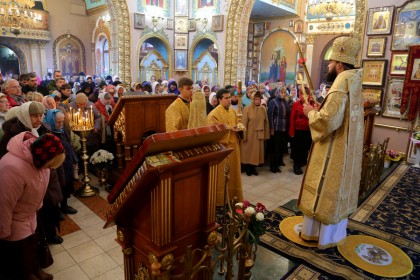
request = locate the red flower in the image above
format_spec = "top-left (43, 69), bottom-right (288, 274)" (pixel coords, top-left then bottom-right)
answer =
top-left (243, 200), bottom-right (250, 208)
top-left (255, 203), bottom-right (266, 213)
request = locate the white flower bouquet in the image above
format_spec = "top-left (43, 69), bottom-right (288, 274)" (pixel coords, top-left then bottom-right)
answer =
top-left (89, 149), bottom-right (114, 169)
top-left (235, 200), bottom-right (267, 244)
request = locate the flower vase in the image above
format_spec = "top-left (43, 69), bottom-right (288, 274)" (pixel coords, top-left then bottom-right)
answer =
top-left (97, 168), bottom-right (108, 187)
top-left (384, 159), bottom-right (391, 168)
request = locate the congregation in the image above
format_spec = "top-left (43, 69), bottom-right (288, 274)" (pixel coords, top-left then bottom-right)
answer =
top-left (0, 36), bottom-right (350, 279)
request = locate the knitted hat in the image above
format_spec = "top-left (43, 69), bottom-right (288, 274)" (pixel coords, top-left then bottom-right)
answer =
top-left (31, 133), bottom-right (64, 168)
top-left (28, 101), bottom-right (45, 115)
top-left (329, 36), bottom-right (360, 66)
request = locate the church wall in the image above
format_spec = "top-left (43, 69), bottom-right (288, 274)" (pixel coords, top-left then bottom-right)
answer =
top-left (364, 0), bottom-right (412, 156)
top-left (45, 0), bottom-right (93, 75)
top-left (310, 34), bottom-right (337, 86)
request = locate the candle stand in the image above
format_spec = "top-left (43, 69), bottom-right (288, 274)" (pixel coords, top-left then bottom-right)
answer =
top-left (74, 129), bottom-right (99, 197)
top-left (70, 107), bottom-right (99, 197)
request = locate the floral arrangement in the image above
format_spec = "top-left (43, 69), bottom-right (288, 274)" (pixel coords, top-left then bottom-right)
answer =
top-left (89, 149), bottom-right (114, 169)
top-left (413, 132), bottom-right (420, 141)
top-left (235, 200), bottom-right (267, 244)
top-left (385, 150), bottom-right (401, 161)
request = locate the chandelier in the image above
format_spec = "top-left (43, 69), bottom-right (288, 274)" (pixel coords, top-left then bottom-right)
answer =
top-left (0, 0), bottom-right (40, 36)
top-left (308, 0), bottom-right (354, 21)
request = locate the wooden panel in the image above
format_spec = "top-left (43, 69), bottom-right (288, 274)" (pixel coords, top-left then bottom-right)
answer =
top-left (173, 170), bottom-right (203, 239)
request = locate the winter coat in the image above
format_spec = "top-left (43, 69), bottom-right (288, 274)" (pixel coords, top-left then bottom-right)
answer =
top-left (0, 132), bottom-right (50, 241)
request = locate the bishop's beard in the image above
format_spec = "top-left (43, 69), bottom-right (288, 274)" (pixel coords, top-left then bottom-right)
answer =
top-left (231, 100), bottom-right (238, 105)
top-left (326, 67), bottom-right (338, 84)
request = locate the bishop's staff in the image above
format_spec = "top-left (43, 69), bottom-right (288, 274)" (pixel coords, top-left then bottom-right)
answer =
top-left (294, 40), bottom-right (316, 103)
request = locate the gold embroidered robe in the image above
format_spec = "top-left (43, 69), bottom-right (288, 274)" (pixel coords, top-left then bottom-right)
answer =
top-left (207, 105), bottom-right (243, 205)
top-left (165, 98), bottom-right (190, 132)
top-left (298, 69), bottom-right (364, 225)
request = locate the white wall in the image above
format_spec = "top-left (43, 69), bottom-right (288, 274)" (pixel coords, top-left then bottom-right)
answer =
top-left (45, 0), bottom-right (92, 74)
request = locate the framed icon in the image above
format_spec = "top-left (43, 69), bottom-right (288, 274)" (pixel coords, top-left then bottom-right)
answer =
top-left (389, 52), bottom-right (408, 76)
top-left (174, 50), bottom-right (188, 71)
top-left (175, 0), bottom-right (188, 16)
top-left (366, 37), bottom-right (387, 57)
top-left (167, 19), bottom-right (174, 30)
top-left (361, 60), bottom-right (387, 86)
top-left (174, 34), bottom-right (188, 50)
top-left (188, 19), bottom-right (196, 31)
top-left (212, 15), bottom-right (224, 32)
top-left (382, 77), bottom-right (407, 119)
top-left (366, 6), bottom-right (394, 35)
top-left (392, 3), bottom-right (420, 50)
top-left (175, 16), bottom-right (188, 33)
top-left (254, 22), bottom-right (264, 37)
top-left (294, 20), bottom-right (303, 33)
top-left (134, 13), bottom-right (146, 29)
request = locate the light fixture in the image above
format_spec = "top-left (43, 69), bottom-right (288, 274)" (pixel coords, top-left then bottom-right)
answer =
top-left (101, 14), bottom-right (111, 22)
top-left (307, 0), bottom-right (354, 21)
top-left (151, 16), bottom-right (164, 32)
top-left (0, 0), bottom-right (41, 36)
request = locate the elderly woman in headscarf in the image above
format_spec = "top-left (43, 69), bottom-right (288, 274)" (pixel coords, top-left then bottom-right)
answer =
top-left (0, 101), bottom-right (47, 158)
top-left (152, 81), bottom-right (160, 94)
top-left (206, 91), bottom-right (218, 115)
top-left (44, 109), bottom-right (78, 215)
top-left (95, 92), bottom-right (115, 150)
top-left (42, 95), bottom-right (57, 111)
top-left (115, 85), bottom-right (125, 101)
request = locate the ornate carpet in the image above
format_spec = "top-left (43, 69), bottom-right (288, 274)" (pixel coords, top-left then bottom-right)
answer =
top-left (260, 164), bottom-right (419, 280)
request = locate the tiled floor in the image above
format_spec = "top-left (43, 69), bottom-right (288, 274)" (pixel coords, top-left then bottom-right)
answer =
top-left (47, 156), bottom-right (303, 279)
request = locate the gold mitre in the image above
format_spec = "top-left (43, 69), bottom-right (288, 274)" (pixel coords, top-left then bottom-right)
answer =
top-left (329, 36), bottom-right (360, 66)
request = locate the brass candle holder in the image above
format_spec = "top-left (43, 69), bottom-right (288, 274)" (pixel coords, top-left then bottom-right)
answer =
top-left (70, 107), bottom-right (99, 197)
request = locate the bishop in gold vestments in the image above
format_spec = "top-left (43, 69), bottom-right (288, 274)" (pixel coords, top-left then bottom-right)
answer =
top-left (207, 99), bottom-right (243, 206)
top-left (298, 37), bottom-right (364, 249)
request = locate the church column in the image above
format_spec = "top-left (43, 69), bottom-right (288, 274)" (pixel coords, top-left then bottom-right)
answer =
top-left (29, 41), bottom-right (40, 75)
top-left (91, 43), bottom-right (96, 75)
top-left (305, 35), bottom-right (315, 86)
top-left (38, 41), bottom-right (48, 77)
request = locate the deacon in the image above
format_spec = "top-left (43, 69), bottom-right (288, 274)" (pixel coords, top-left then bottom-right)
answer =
top-left (207, 89), bottom-right (243, 206)
top-left (165, 77), bottom-right (194, 132)
top-left (298, 36), bottom-right (364, 248)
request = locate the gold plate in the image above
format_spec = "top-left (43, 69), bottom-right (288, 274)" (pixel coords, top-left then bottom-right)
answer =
top-left (338, 235), bottom-right (413, 277)
top-left (279, 216), bottom-right (318, 248)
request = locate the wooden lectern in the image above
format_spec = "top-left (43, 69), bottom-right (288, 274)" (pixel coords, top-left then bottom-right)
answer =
top-left (105, 125), bottom-right (232, 279)
top-left (108, 94), bottom-right (177, 168)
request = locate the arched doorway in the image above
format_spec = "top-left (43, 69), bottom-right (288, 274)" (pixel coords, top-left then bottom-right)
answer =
top-left (95, 35), bottom-right (110, 77)
top-left (92, 17), bottom-right (112, 77)
top-left (318, 39), bottom-right (335, 85)
top-left (0, 45), bottom-right (20, 77)
top-left (191, 39), bottom-right (218, 86)
top-left (138, 37), bottom-right (170, 82)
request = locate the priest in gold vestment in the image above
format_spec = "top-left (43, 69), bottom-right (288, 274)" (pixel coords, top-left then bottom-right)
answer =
top-left (165, 77), bottom-right (194, 132)
top-left (207, 89), bottom-right (243, 206)
top-left (298, 37), bottom-right (364, 249)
